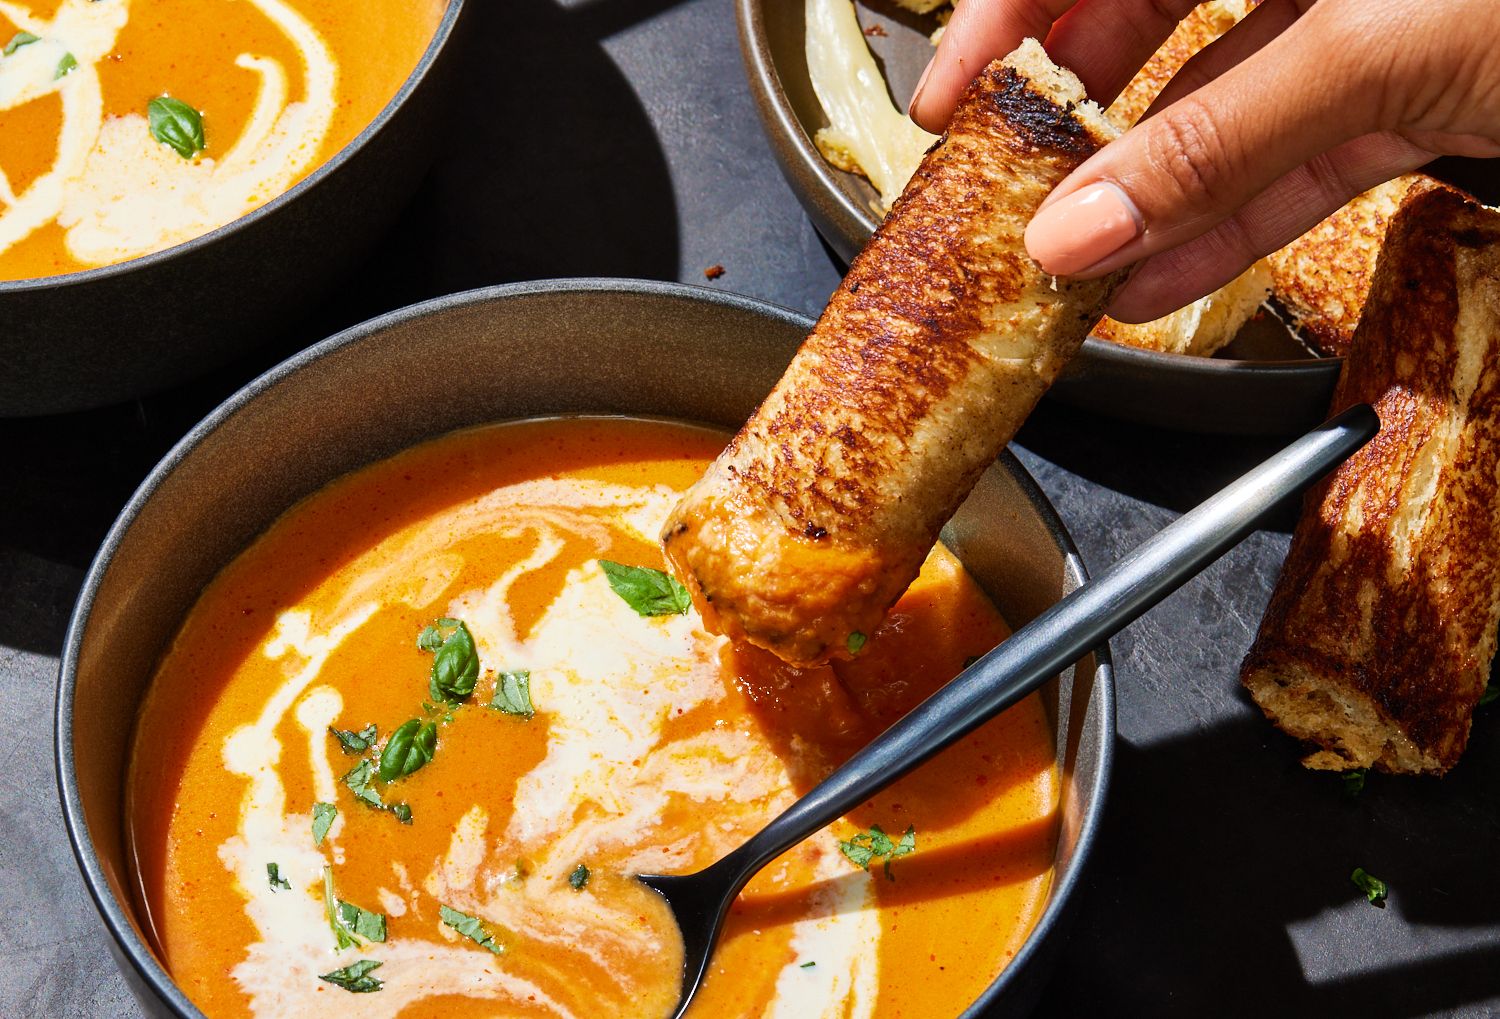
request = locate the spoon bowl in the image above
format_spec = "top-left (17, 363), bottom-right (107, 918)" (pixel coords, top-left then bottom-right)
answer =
top-left (641, 404), bottom-right (1379, 1018)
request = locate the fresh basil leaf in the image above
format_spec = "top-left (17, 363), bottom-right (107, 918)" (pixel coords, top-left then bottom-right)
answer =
top-left (1350, 867), bottom-right (1388, 906)
top-left (847, 631), bottom-right (867, 655)
top-left (312, 802), bottom-right (338, 846)
top-left (568, 863), bottom-right (590, 890)
top-left (439, 904), bottom-right (505, 955)
top-left (599, 560), bottom-right (691, 616)
top-left (839, 823), bottom-right (916, 880)
top-left (379, 718), bottom-right (437, 782)
top-left (3, 31), bottom-right (38, 56)
top-left (342, 759), bottom-right (383, 809)
top-left (319, 959), bottom-right (383, 993)
top-left (267, 863), bottom-right (291, 891)
top-left (426, 620), bottom-right (479, 703)
top-left (54, 52), bottom-right (76, 79)
top-left (1341, 769), bottom-right (1367, 798)
top-left (330, 723), bottom-right (377, 754)
top-left (490, 670), bottom-right (535, 719)
top-left (147, 95), bottom-right (205, 159)
top-left (417, 618), bottom-right (462, 652)
top-left (338, 900), bottom-right (388, 943)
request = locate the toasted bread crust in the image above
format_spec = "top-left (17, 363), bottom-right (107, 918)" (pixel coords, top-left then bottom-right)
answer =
top-left (663, 41), bottom-right (1126, 665)
top-left (1267, 175), bottom-right (1429, 356)
top-left (1242, 181), bottom-right (1500, 775)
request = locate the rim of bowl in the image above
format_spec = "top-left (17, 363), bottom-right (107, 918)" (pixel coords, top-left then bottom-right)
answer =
top-left (56, 278), bottom-right (1116, 1017)
top-left (0, 0), bottom-right (466, 296)
top-left (732, 0), bottom-right (1342, 382)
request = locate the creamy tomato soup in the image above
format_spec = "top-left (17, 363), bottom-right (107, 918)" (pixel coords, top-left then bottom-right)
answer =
top-left (0, 0), bottom-right (445, 281)
top-left (127, 417), bottom-right (1060, 1018)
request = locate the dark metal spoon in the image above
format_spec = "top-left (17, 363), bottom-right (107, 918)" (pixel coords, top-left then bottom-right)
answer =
top-left (640, 403), bottom-right (1378, 1018)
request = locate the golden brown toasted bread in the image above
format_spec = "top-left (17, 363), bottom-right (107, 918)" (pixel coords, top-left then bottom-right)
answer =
top-left (1094, 0), bottom-right (1266, 358)
top-left (662, 40), bottom-right (1127, 666)
top-left (1241, 180), bottom-right (1500, 775)
top-left (1267, 175), bottom-right (1432, 356)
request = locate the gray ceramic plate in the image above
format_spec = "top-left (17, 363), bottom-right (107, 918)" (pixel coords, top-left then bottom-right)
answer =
top-left (735, 0), bottom-right (1343, 435)
top-left (57, 280), bottom-right (1113, 1017)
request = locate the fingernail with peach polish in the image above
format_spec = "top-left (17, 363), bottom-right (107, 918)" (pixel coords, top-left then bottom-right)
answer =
top-left (1024, 182), bottom-right (1142, 276)
top-left (908, 59), bottom-right (934, 120)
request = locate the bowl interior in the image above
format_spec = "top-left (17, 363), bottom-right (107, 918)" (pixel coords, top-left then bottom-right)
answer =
top-left (59, 280), bottom-right (1112, 1017)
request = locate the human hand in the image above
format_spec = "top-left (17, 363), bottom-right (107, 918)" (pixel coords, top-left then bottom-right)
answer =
top-left (908, 0), bottom-right (1500, 322)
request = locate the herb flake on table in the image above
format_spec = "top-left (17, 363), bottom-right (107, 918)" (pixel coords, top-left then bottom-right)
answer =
top-left (1341, 769), bottom-right (1367, 798)
top-left (839, 824), bottom-right (916, 880)
top-left (568, 863), bottom-right (590, 890)
top-left (440, 904), bottom-right (506, 955)
top-left (599, 560), bottom-right (691, 616)
top-left (800, 961), bottom-right (817, 969)
top-left (312, 802), bottom-right (338, 846)
top-left (319, 959), bottom-right (383, 993)
top-left (266, 863), bottom-right (291, 891)
top-left (147, 95), bottom-right (205, 158)
top-left (490, 670), bottom-right (535, 719)
top-left (1351, 867), bottom-right (1388, 907)
top-left (420, 618), bottom-right (480, 703)
top-left (330, 723), bottom-right (378, 754)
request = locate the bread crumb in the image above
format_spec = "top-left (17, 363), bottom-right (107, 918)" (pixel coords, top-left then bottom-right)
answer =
top-left (704, 264), bottom-right (726, 280)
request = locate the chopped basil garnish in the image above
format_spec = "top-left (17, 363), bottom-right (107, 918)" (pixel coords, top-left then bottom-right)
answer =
top-left (319, 959), bottom-right (383, 993)
top-left (379, 718), bottom-right (437, 782)
top-left (490, 670), bottom-right (535, 719)
top-left (338, 900), bottom-right (387, 943)
top-left (421, 619), bottom-right (479, 703)
top-left (54, 52), bottom-right (76, 79)
top-left (599, 560), bottom-right (691, 616)
top-left (330, 723), bottom-right (378, 754)
top-left (1480, 682), bottom-right (1498, 707)
top-left (440, 904), bottom-right (505, 955)
top-left (323, 867), bottom-right (386, 948)
top-left (147, 95), bottom-right (205, 159)
top-left (341, 759), bottom-right (412, 823)
top-left (1351, 867), bottom-right (1388, 906)
top-left (267, 863), bottom-right (291, 891)
top-left (312, 802), bottom-right (338, 846)
top-left (846, 631), bottom-right (867, 654)
top-left (3, 31), bottom-right (38, 56)
top-left (800, 961), bottom-right (817, 969)
top-left (568, 863), bottom-right (590, 890)
top-left (838, 824), bottom-right (915, 880)
top-left (1341, 769), bottom-right (1367, 798)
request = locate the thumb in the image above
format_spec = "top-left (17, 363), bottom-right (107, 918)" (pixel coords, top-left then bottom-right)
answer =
top-left (1022, 6), bottom-right (1416, 282)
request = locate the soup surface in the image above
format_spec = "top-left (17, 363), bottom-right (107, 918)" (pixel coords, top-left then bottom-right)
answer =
top-left (0, 0), bottom-right (445, 281)
top-left (128, 417), bottom-right (1060, 1018)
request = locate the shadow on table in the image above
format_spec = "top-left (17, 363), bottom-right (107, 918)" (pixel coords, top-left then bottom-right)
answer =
top-left (1015, 399), bottom-right (1303, 529)
top-left (1033, 706), bottom-right (1500, 1017)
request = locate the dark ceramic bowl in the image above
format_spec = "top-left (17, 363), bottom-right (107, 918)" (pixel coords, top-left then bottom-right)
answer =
top-left (0, 0), bottom-right (469, 417)
top-left (736, 0), bottom-right (1343, 435)
top-left (56, 280), bottom-right (1114, 1017)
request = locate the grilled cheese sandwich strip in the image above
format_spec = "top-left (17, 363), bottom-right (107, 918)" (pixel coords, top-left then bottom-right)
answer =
top-left (663, 40), bottom-right (1127, 666)
top-left (1242, 182), bottom-right (1500, 775)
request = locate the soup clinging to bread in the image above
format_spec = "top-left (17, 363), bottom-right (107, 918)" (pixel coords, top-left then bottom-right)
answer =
top-left (128, 417), bottom-right (1061, 1017)
top-left (0, 0), bottom-right (445, 282)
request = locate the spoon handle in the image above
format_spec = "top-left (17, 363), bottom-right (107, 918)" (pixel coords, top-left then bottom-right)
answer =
top-left (725, 403), bottom-right (1378, 881)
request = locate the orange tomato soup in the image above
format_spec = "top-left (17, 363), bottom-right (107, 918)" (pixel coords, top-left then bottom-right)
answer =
top-left (0, 0), bottom-right (445, 281)
top-left (127, 417), bottom-right (1060, 1018)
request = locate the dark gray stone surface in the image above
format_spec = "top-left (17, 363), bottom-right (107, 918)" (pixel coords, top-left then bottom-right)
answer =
top-left (2, 0), bottom-right (1497, 1016)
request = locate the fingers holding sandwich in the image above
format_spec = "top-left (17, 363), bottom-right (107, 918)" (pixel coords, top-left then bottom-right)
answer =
top-left (1022, 0), bottom-right (1500, 319)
